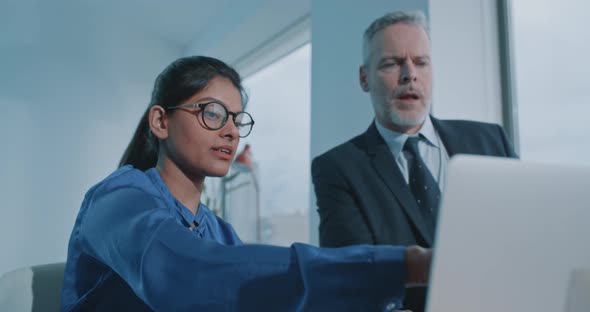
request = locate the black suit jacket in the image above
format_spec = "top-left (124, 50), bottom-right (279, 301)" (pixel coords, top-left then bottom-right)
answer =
top-left (311, 117), bottom-right (517, 311)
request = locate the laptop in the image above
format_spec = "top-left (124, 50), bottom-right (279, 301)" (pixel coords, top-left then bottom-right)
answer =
top-left (426, 155), bottom-right (590, 312)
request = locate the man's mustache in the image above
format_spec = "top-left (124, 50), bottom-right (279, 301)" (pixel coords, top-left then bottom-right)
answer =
top-left (391, 85), bottom-right (425, 99)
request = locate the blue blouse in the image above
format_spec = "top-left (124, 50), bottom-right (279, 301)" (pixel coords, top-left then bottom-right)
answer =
top-left (61, 166), bottom-right (407, 311)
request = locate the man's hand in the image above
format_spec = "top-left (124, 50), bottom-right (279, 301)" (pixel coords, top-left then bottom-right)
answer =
top-left (405, 245), bottom-right (432, 287)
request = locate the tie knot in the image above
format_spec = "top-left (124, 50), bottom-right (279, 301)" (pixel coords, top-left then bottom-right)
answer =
top-left (404, 136), bottom-right (421, 154)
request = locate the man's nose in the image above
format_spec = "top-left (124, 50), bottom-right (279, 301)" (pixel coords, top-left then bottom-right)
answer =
top-left (399, 64), bottom-right (417, 84)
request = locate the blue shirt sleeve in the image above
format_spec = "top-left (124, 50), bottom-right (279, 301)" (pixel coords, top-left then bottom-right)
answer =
top-left (77, 186), bottom-right (407, 311)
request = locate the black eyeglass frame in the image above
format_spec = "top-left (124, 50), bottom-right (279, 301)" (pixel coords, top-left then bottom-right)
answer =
top-left (166, 101), bottom-right (255, 138)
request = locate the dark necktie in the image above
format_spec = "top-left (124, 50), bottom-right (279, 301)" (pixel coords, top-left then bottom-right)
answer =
top-left (403, 136), bottom-right (441, 234)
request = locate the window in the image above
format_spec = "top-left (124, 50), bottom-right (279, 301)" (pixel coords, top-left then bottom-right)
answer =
top-left (240, 43), bottom-right (311, 246)
top-left (511, 0), bottom-right (590, 165)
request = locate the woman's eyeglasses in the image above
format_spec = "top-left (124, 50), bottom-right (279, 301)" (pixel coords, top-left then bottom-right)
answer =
top-left (167, 102), bottom-right (255, 138)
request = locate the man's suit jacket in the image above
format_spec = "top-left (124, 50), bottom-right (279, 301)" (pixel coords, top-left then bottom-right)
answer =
top-left (311, 117), bottom-right (517, 311)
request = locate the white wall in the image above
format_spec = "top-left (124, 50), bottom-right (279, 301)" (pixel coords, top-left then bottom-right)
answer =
top-left (429, 0), bottom-right (504, 123)
top-left (0, 1), bottom-right (181, 275)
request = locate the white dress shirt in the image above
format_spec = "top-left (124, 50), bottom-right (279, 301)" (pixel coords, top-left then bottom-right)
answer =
top-left (375, 116), bottom-right (449, 192)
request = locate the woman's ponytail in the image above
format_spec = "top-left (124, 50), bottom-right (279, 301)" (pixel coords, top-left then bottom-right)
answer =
top-left (118, 108), bottom-right (158, 171)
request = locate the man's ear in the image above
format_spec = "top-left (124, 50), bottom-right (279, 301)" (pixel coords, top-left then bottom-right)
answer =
top-left (359, 65), bottom-right (370, 92)
top-left (148, 105), bottom-right (168, 140)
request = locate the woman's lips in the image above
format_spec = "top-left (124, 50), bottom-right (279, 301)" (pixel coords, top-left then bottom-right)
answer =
top-left (211, 146), bottom-right (233, 160)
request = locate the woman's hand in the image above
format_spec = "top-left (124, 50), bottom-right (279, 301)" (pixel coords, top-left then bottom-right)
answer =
top-left (404, 245), bottom-right (432, 287)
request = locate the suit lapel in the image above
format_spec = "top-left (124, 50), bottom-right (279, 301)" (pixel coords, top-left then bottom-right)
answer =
top-left (431, 117), bottom-right (463, 157)
top-left (365, 123), bottom-right (434, 245)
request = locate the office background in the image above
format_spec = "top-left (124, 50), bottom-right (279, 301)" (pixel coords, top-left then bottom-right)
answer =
top-left (1, 0), bottom-right (588, 276)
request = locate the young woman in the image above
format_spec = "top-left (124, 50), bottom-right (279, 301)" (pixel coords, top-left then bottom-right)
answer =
top-left (61, 56), bottom-right (431, 311)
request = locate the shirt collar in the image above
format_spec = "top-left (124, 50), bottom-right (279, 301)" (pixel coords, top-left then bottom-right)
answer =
top-left (145, 167), bottom-right (205, 227)
top-left (375, 115), bottom-right (440, 158)
top-left (419, 115), bottom-right (439, 148)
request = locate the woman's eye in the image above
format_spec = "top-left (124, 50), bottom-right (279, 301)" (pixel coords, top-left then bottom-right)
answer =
top-left (204, 111), bottom-right (222, 120)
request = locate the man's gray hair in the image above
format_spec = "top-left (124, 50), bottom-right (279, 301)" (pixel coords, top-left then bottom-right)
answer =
top-left (362, 10), bottom-right (430, 65)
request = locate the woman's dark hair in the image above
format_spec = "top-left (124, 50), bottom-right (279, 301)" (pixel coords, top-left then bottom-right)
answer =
top-left (118, 56), bottom-right (247, 171)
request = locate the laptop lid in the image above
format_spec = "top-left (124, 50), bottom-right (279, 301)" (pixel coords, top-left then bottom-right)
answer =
top-left (426, 155), bottom-right (590, 312)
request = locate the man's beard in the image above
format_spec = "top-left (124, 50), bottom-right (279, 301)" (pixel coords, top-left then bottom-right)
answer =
top-left (387, 107), bottom-right (428, 128)
top-left (385, 85), bottom-right (430, 128)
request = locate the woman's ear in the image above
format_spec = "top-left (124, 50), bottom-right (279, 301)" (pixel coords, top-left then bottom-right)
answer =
top-left (148, 105), bottom-right (168, 140)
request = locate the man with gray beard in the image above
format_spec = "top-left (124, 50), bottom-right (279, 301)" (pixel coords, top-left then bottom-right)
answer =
top-left (311, 10), bottom-right (517, 312)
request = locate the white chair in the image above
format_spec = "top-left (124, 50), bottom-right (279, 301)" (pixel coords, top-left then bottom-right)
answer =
top-left (0, 262), bottom-right (65, 312)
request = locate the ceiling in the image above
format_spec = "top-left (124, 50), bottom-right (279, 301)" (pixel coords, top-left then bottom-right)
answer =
top-left (0, 0), bottom-right (310, 65)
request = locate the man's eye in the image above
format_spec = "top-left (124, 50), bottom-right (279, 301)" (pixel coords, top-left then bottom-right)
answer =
top-left (380, 62), bottom-right (400, 69)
